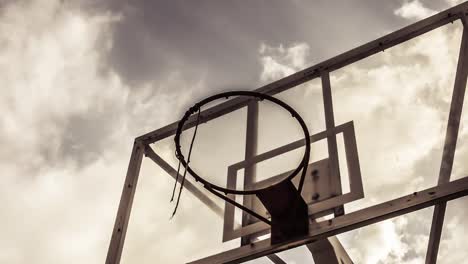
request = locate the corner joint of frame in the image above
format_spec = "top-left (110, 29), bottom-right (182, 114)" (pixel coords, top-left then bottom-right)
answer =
top-left (134, 138), bottom-right (147, 154)
top-left (459, 11), bottom-right (468, 28)
top-left (316, 66), bottom-right (329, 76)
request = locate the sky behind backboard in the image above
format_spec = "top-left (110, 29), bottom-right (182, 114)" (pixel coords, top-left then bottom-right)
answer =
top-left (0, 0), bottom-right (467, 263)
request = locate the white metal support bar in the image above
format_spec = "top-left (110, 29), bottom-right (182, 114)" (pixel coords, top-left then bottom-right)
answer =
top-left (321, 71), bottom-right (344, 217)
top-left (306, 236), bottom-right (354, 264)
top-left (242, 101), bottom-right (259, 245)
top-left (144, 145), bottom-right (224, 217)
top-left (425, 15), bottom-right (468, 264)
top-left (106, 141), bottom-right (145, 264)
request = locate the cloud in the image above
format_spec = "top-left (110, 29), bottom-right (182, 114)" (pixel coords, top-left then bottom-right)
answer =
top-left (87, 0), bottom-right (416, 92)
top-left (0, 1), bottom-right (131, 263)
top-left (395, 0), bottom-right (436, 20)
top-left (259, 43), bottom-right (310, 82)
top-left (0, 0), bottom-right (126, 170)
top-left (1, 0), bottom-right (467, 263)
top-left (445, 0), bottom-right (465, 6)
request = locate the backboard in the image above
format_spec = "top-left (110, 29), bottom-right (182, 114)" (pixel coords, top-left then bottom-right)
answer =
top-left (107, 2), bottom-right (468, 264)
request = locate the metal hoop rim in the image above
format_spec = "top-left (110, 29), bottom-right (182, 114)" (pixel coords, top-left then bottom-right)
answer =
top-left (174, 90), bottom-right (311, 195)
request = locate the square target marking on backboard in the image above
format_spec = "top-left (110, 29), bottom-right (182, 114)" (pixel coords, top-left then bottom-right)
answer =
top-left (223, 121), bottom-right (364, 242)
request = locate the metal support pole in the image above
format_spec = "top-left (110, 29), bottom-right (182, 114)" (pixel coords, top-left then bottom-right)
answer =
top-left (425, 16), bottom-right (468, 264)
top-left (307, 240), bottom-right (340, 264)
top-left (321, 71), bottom-right (344, 217)
top-left (307, 229), bottom-right (354, 264)
top-left (106, 141), bottom-right (145, 264)
top-left (242, 101), bottom-right (259, 245)
top-left (266, 254), bottom-right (287, 264)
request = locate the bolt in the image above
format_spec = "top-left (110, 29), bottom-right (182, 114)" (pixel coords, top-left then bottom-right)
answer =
top-left (335, 207), bottom-right (344, 215)
top-left (312, 193), bottom-right (320, 200)
top-left (311, 169), bottom-right (319, 179)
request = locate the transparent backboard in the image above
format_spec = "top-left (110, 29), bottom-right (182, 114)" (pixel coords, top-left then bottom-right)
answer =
top-left (113, 7), bottom-right (468, 264)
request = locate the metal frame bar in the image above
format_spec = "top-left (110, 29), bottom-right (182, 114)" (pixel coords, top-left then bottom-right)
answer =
top-left (106, 2), bottom-right (468, 263)
top-left (307, 237), bottom-right (354, 264)
top-left (321, 71), bottom-right (344, 217)
top-left (189, 176), bottom-right (468, 264)
top-left (241, 101), bottom-right (259, 245)
top-left (425, 13), bottom-right (468, 264)
top-left (326, 237), bottom-right (354, 264)
top-left (144, 145), bottom-right (224, 217)
top-left (106, 142), bottom-right (144, 264)
top-left (136, 2), bottom-right (468, 146)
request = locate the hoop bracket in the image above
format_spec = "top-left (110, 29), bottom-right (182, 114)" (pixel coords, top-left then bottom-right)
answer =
top-left (256, 180), bottom-right (309, 244)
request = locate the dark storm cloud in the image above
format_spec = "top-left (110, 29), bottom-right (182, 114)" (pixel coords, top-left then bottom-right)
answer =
top-left (78, 0), bottom-right (418, 91)
top-left (50, 0), bottom-right (415, 168)
top-left (51, 0), bottom-right (459, 168)
top-left (422, 0), bottom-right (455, 11)
top-left (59, 110), bottom-right (122, 167)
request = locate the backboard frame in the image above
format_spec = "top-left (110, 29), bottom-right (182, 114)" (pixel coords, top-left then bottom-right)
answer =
top-left (222, 121), bottom-right (364, 242)
top-left (106, 2), bottom-right (468, 263)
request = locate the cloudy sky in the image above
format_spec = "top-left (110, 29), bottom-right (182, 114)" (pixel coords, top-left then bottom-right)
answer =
top-left (1, 0), bottom-right (468, 263)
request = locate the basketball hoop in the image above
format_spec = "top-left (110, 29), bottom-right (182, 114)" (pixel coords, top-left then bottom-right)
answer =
top-left (173, 91), bottom-right (312, 243)
top-left (174, 90), bottom-right (311, 195)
